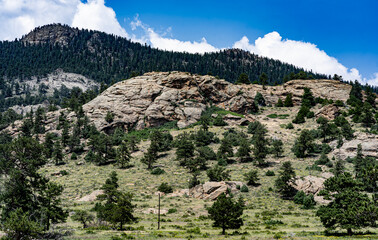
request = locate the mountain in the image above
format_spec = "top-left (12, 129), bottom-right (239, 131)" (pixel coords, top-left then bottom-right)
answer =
top-left (0, 24), bottom-right (331, 113)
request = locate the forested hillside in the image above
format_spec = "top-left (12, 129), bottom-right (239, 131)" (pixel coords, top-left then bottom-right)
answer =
top-left (1, 24), bottom-right (327, 85)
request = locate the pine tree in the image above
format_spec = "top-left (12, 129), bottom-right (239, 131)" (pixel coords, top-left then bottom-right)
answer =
top-left (0, 137), bottom-right (67, 238)
top-left (244, 169), bottom-right (259, 186)
top-left (275, 161), bottom-right (297, 199)
top-left (53, 141), bottom-right (64, 165)
top-left (284, 93), bottom-right (294, 107)
top-left (71, 210), bottom-right (94, 229)
top-left (207, 165), bottom-right (231, 182)
top-left (116, 141), bottom-right (131, 169)
top-left (236, 138), bottom-right (251, 162)
top-left (276, 98), bottom-right (284, 107)
top-left (252, 125), bottom-right (268, 166)
top-left (175, 133), bottom-right (195, 166)
top-left (317, 172), bottom-right (377, 235)
top-left (208, 193), bottom-right (244, 235)
top-left (292, 129), bottom-right (314, 158)
top-left (141, 140), bottom-right (159, 169)
top-left (235, 73), bottom-right (250, 84)
top-left (271, 139), bottom-right (283, 157)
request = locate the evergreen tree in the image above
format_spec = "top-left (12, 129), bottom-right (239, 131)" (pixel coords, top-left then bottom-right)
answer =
top-left (116, 141), bottom-right (131, 169)
top-left (284, 93), bottom-right (294, 107)
top-left (254, 92), bottom-right (266, 106)
top-left (235, 73), bottom-right (250, 84)
top-left (271, 139), bottom-right (283, 157)
top-left (217, 137), bottom-right (234, 158)
top-left (43, 132), bottom-right (55, 158)
top-left (252, 125), bottom-right (268, 166)
top-left (71, 210), bottom-right (94, 229)
top-left (276, 98), bottom-right (284, 107)
top-left (95, 171), bottom-right (136, 230)
top-left (317, 172), bottom-right (377, 235)
top-left (141, 140), bottom-right (159, 169)
top-left (236, 138), bottom-right (251, 162)
top-left (0, 137), bottom-right (67, 237)
top-left (52, 141), bottom-right (64, 165)
top-left (207, 165), bottom-right (231, 182)
top-left (175, 133), bottom-right (195, 166)
top-left (244, 169), bottom-right (259, 186)
top-left (275, 161), bottom-right (297, 199)
top-left (259, 72), bottom-right (268, 87)
top-left (208, 193), bottom-right (244, 235)
top-left (292, 129), bottom-right (314, 158)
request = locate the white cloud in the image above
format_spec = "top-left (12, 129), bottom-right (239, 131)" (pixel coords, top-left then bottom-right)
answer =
top-left (130, 16), bottom-right (219, 54)
top-left (0, 0), bottom-right (79, 40)
top-left (366, 73), bottom-right (378, 86)
top-left (71, 0), bottom-right (129, 38)
top-left (233, 32), bottom-right (363, 82)
top-left (0, 0), bottom-right (128, 40)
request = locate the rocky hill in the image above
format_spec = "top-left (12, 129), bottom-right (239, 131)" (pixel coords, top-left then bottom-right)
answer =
top-left (83, 71), bottom-right (351, 131)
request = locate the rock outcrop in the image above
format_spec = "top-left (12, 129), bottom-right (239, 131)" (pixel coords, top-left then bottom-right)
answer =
top-left (332, 132), bottom-right (378, 160)
top-left (315, 104), bottom-right (340, 120)
top-left (292, 175), bottom-right (333, 204)
top-left (188, 181), bottom-right (244, 200)
top-left (83, 71), bottom-right (352, 131)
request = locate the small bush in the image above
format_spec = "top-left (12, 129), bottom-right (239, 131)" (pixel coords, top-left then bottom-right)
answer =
top-left (267, 114), bottom-right (278, 119)
top-left (59, 170), bottom-right (69, 176)
top-left (168, 208), bottom-right (177, 214)
top-left (151, 167), bottom-right (165, 175)
top-left (240, 185), bottom-right (249, 192)
top-left (265, 170), bottom-right (275, 176)
top-left (71, 152), bottom-right (77, 160)
top-left (158, 182), bottom-right (173, 194)
top-left (306, 164), bottom-right (322, 171)
top-left (286, 123), bottom-right (294, 129)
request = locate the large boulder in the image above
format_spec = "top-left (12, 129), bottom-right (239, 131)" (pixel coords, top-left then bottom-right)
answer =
top-left (315, 104), bottom-right (340, 120)
top-left (292, 174), bottom-right (333, 204)
top-left (188, 181), bottom-right (244, 200)
top-left (332, 132), bottom-right (378, 160)
top-left (83, 72), bottom-right (353, 131)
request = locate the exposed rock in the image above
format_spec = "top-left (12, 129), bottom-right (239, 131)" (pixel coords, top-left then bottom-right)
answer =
top-left (77, 190), bottom-right (103, 202)
top-left (292, 175), bottom-right (332, 204)
top-left (83, 72), bottom-right (351, 131)
top-left (188, 181), bottom-right (244, 200)
top-left (332, 132), bottom-right (378, 160)
top-left (315, 104), bottom-right (340, 120)
top-left (142, 208), bottom-right (168, 215)
top-left (22, 24), bottom-right (79, 46)
top-left (223, 114), bottom-right (249, 126)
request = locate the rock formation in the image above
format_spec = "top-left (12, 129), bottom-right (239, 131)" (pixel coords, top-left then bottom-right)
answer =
top-left (83, 71), bottom-right (352, 131)
top-left (187, 181), bottom-right (244, 200)
top-left (315, 104), bottom-right (340, 120)
top-left (331, 132), bottom-right (378, 160)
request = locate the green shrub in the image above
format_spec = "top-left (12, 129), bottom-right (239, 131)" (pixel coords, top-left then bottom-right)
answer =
top-left (213, 115), bottom-right (227, 126)
top-left (207, 165), bottom-right (230, 181)
top-left (306, 164), bottom-right (322, 171)
top-left (240, 185), bottom-right (249, 192)
top-left (267, 114), bottom-right (278, 119)
top-left (158, 182), bottom-right (173, 194)
top-left (71, 152), bottom-right (77, 160)
top-left (293, 191), bottom-right (306, 204)
top-left (306, 111), bottom-right (315, 118)
top-left (151, 167), bottom-right (165, 175)
top-left (286, 123), bottom-right (294, 129)
top-left (302, 194), bottom-right (316, 209)
top-left (59, 170), bottom-right (69, 176)
top-left (168, 208), bottom-right (177, 214)
top-left (265, 170), bottom-right (275, 176)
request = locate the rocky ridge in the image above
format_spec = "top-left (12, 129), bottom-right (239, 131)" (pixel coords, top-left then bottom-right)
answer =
top-left (83, 71), bottom-right (352, 131)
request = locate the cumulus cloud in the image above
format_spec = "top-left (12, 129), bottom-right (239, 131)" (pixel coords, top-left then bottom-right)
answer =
top-left (0, 0), bottom-right (128, 40)
top-left (130, 16), bottom-right (219, 54)
top-left (233, 32), bottom-right (363, 82)
top-left (366, 73), bottom-right (378, 86)
top-left (0, 0), bottom-right (79, 40)
top-left (72, 0), bottom-right (128, 38)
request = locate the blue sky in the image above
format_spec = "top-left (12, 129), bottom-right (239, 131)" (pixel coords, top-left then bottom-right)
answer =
top-left (0, 0), bottom-right (377, 84)
top-left (108, 0), bottom-right (378, 79)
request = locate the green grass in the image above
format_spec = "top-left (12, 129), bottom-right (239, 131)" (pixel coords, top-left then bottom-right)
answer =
top-left (37, 106), bottom-right (376, 239)
top-left (267, 113), bottom-right (289, 119)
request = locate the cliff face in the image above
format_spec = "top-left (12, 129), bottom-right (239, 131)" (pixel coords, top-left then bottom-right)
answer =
top-left (83, 71), bottom-right (352, 131)
top-left (21, 24), bottom-right (78, 46)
